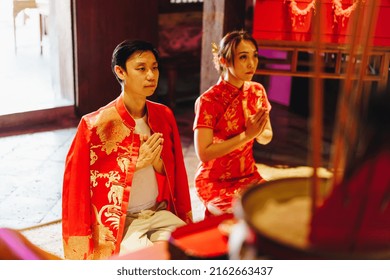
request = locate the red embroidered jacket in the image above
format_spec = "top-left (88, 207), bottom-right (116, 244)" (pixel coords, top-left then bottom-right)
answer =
top-left (62, 95), bottom-right (193, 259)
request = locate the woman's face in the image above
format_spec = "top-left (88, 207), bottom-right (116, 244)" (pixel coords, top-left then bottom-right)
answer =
top-left (225, 40), bottom-right (258, 87)
top-left (119, 50), bottom-right (159, 98)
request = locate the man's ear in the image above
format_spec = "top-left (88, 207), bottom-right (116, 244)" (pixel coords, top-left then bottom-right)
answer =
top-left (114, 65), bottom-right (126, 81)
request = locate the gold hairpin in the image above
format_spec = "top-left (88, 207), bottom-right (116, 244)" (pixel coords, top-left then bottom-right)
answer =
top-left (211, 42), bottom-right (219, 54)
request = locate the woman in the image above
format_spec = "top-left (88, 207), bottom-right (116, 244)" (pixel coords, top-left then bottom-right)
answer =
top-left (193, 30), bottom-right (273, 217)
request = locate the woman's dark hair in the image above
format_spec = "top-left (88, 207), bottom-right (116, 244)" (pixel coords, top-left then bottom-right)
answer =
top-left (213, 30), bottom-right (258, 74)
top-left (111, 39), bottom-right (159, 84)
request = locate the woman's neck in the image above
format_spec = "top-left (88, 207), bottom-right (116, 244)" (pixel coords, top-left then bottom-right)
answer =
top-left (223, 73), bottom-right (244, 89)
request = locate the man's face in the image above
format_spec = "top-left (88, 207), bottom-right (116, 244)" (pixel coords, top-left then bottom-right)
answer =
top-left (121, 50), bottom-right (159, 98)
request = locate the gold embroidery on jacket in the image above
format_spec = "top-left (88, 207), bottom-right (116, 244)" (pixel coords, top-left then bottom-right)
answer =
top-left (107, 184), bottom-right (124, 205)
top-left (95, 204), bottom-right (120, 233)
top-left (94, 107), bottom-right (131, 155)
top-left (117, 156), bottom-right (131, 173)
top-left (92, 224), bottom-right (116, 260)
top-left (90, 150), bottom-right (98, 165)
top-left (90, 168), bottom-right (124, 230)
top-left (90, 170), bottom-right (99, 187)
top-left (91, 205), bottom-right (117, 259)
top-left (63, 236), bottom-right (93, 260)
top-left (87, 106), bottom-right (138, 258)
top-left (105, 171), bottom-right (121, 188)
top-left (90, 170), bottom-right (121, 189)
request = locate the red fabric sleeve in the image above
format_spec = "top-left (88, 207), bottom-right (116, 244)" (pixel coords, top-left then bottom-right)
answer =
top-left (169, 109), bottom-right (193, 223)
top-left (62, 118), bottom-right (94, 259)
top-left (193, 95), bottom-right (218, 130)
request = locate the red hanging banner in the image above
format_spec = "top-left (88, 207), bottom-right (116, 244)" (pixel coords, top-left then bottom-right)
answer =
top-left (252, 0), bottom-right (390, 46)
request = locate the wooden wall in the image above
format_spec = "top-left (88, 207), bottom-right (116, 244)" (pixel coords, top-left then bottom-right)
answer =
top-left (72, 0), bottom-right (159, 116)
top-left (200, 0), bottom-right (246, 94)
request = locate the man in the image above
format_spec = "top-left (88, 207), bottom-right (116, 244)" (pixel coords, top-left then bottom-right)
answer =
top-left (62, 40), bottom-right (193, 260)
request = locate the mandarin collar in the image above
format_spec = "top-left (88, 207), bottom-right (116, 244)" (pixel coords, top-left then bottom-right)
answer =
top-left (218, 79), bottom-right (250, 96)
top-left (115, 94), bottom-right (157, 131)
top-left (115, 93), bottom-right (136, 129)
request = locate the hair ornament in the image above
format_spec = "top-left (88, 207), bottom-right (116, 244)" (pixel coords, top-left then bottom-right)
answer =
top-left (211, 42), bottom-right (219, 54)
top-left (211, 42), bottom-right (221, 72)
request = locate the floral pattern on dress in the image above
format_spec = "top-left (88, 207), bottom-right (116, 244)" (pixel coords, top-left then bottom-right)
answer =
top-left (193, 79), bottom-right (271, 213)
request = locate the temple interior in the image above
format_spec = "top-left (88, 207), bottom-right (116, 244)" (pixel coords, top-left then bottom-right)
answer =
top-left (0, 0), bottom-right (389, 261)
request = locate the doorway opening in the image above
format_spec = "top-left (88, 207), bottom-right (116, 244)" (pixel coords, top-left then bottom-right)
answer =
top-left (0, 0), bottom-right (74, 131)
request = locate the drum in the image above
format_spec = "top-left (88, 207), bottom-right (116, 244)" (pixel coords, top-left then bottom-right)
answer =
top-left (232, 177), bottom-right (390, 259)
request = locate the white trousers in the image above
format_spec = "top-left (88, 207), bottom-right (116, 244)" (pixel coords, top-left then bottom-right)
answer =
top-left (119, 209), bottom-right (186, 255)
